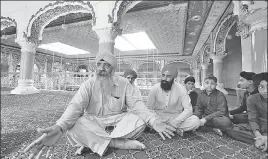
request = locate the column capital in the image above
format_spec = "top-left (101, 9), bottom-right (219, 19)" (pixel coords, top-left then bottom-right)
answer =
top-left (92, 23), bottom-right (122, 44)
top-left (211, 53), bottom-right (227, 63)
top-left (15, 38), bottom-right (37, 54)
top-left (239, 2), bottom-right (267, 32)
top-left (236, 21), bottom-right (250, 39)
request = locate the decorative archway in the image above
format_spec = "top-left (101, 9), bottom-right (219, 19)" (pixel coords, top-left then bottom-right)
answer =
top-left (112, 1), bottom-right (142, 27)
top-left (214, 14), bottom-right (237, 55)
top-left (1, 16), bottom-right (17, 31)
top-left (26, 1), bottom-right (96, 44)
top-left (165, 60), bottom-right (193, 69)
top-left (137, 61), bottom-right (161, 73)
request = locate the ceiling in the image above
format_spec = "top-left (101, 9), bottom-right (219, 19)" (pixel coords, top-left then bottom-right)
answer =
top-left (1, 1), bottom-right (231, 59)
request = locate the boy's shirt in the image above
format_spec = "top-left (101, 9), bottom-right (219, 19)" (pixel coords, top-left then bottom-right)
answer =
top-left (247, 93), bottom-right (267, 134)
top-left (189, 91), bottom-right (198, 109)
top-left (193, 89), bottom-right (229, 121)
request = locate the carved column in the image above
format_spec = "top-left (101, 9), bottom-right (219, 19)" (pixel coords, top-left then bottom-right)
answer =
top-left (8, 51), bottom-right (14, 72)
top-left (211, 53), bottom-right (228, 95)
top-left (235, 1), bottom-right (267, 72)
top-left (201, 63), bottom-right (210, 85)
top-left (92, 24), bottom-right (121, 55)
top-left (192, 68), bottom-right (201, 88)
top-left (11, 39), bottom-right (39, 94)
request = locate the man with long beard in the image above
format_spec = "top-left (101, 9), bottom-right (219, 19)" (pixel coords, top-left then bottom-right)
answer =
top-left (24, 51), bottom-right (176, 158)
top-left (146, 66), bottom-right (200, 137)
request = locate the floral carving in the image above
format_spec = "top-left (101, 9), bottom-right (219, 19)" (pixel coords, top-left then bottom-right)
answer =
top-left (26, 1), bottom-right (95, 44)
top-left (236, 21), bottom-right (249, 39)
top-left (215, 14), bottom-right (237, 55)
top-left (1, 16), bottom-right (17, 34)
top-left (112, 1), bottom-right (141, 28)
top-left (192, 1), bottom-right (230, 57)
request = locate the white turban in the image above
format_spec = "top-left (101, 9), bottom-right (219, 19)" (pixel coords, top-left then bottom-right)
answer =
top-left (96, 51), bottom-right (117, 69)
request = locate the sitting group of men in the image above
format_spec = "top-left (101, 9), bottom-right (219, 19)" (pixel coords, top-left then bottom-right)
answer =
top-left (24, 51), bottom-right (267, 158)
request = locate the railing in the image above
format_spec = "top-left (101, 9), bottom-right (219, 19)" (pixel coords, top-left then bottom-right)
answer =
top-left (1, 72), bottom-right (161, 93)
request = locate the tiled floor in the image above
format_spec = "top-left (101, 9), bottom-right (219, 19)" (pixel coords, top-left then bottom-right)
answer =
top-left (1, 91), bottom-right (266, 159)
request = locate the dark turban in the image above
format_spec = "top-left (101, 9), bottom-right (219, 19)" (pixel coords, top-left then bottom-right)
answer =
top-left (252, 72), bottom-right (268, 87)
top-left (240, 71), bottom-right (256, 80)
top-left (123, 69), bottom-right (137, 79)
top-left (161, 65), bottom-right (178, 78)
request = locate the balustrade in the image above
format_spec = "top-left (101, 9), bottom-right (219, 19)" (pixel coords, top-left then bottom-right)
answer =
top-left (1, 72), bottom-right (186, 98)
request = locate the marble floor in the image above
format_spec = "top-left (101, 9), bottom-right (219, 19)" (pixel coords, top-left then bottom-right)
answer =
top-left (1, 90), bottom-right (267, 159)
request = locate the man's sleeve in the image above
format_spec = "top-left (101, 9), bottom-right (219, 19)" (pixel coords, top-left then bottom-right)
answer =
top-left (203, 93), bottom-right (228, 121)
top-left (125, 82), bottom-right (157, 123)
top-left (193, 95), bottom-right (203, 119)
top-left (172, 89), bottom-right (193, 124)
top-left (56, 81), bottom-right (92, 132)
top-left (247, 96), bottom-right (260, 133)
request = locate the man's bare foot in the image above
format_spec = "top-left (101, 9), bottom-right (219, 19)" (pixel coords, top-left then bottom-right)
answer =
top-left (109, 138), bottom-right (146, 150)
top-left (75, 146), bottom-right (92, 156)
top-left (176, 128), bottom-right (184, 137)
top-left (212, 128), bottom-right (223, 136)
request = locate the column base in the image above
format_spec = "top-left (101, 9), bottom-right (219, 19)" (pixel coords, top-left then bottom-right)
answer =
top-left (216, 83), bottom-right (228, 95)
top-left (10, 79), bottom-right (39, 95)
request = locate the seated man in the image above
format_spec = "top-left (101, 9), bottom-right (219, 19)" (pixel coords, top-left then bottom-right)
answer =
top-left (225, 72), bottom-right (267, 152)
top-left (193, 74), bottom-right (233, 136)
top-left (146, 65), bottom-right (200, 137)
top-left (229, 71), bottom-right (258, 124)
top-left (184, 76), bottom-right (198, 112)
top-left (24, 51), bottom-right (175, 158)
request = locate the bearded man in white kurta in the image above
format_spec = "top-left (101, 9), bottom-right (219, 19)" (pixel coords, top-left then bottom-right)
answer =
top-left (147, 66), bottom-right (200, 137)
top-left (24, 51), bottom-right (176, 158)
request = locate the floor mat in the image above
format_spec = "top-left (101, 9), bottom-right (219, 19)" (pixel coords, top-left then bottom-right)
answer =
top-left (1, 93), bottom-right (267, 159)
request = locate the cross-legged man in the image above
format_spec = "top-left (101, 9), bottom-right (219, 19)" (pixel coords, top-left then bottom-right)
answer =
top-left (24, 51), bottom-right (176, 158)
top-left (146, 65), bottom-right (200, 137)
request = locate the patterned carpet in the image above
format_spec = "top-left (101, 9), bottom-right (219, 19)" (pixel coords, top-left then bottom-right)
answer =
top-left (1, 92), bottom-right (267, 159)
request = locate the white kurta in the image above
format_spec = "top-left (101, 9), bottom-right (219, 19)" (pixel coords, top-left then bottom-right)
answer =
top-left (56, 76), bottom-right (156, 156)
top-left (146, 82), bottom-right (200, 131)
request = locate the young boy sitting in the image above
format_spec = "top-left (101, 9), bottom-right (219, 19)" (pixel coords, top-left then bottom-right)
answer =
top-left (184, 76), bottom-right (198, 111)
top-left (225, 72), bottom-right (267, 152)
top-left (193, 74), bottom-right (233, 136)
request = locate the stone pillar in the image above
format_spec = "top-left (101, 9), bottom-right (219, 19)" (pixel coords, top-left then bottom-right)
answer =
top-left (200, 63), bottom-right (210, 90)
top-left (11, 39), bottom-right (39, 94)
top-left (201, 63), bottom-right (210, 85)
top-left (92, 24), bottom-right (121, 55)
top-left (192, 68), bottom-right (201, 88)
top-left (211, 54), bottom-right (228, 95)
top-left (250, 25), bottom-right (267, 73)
top-left (8, 52), bottom-right (14, 72)
top-left (235, 1), bottom-right (267, 73)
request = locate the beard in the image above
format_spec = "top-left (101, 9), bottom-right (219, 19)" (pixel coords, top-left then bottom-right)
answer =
top-left (96, 70), bottom-right (114, 96)
top-left (160, 79), bottom-right (174, 91)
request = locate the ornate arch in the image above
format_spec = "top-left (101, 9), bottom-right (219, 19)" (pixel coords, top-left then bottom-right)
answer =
top-left (26, 1), bottom-right (96, 44)
top-left (214, 14), bottom-right (237, 55)
top-left (137, 61), bottom-right (161, 71)
top-left (165, 60), bottom-right (192, 69)
top-left (112, 1), bottom-right (142, 27)
top-left (1, 16), bottom-right (17, 31)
